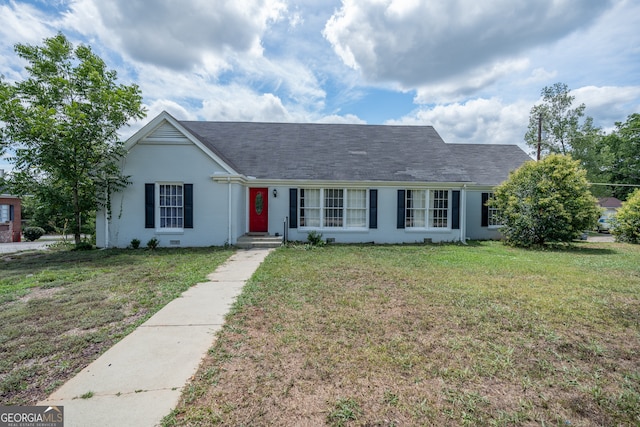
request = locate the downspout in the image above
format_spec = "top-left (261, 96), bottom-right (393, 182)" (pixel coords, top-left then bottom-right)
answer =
top-left (460, 185), bottom-right (467, 245)
top-left (104, 188), bottom-right (109, 248)
top-left (228, 177), bottom-right (232, 245)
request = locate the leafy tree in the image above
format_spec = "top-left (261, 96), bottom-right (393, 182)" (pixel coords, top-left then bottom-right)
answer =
top-left (600, 113), bottom-right (640, 200)
top-left (525, 82), bottom-right (589, 157)
top-left (611, 189), bottom-right (640, 243)
top-left (490, 154), bottom-right (600, 247)
top-left (0, 33), bottom-right (145, 244)
top-left (570, 116), bottom-right (611, 197)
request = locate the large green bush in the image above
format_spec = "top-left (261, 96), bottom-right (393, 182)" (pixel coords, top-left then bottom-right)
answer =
top-left (490, 154), bottom-right (600, 247)
top-left (611, 189), bottom-right (640, 243)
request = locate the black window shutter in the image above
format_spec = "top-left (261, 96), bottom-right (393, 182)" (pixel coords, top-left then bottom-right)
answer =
top-left (9, 204), bottom-right (14, 221)
top-left (369, 189), bottom-right (378, 229)
top-left (145, 184), bottom-right (155, 228)
top-left (184, 184), bottom-right (193, 228)
top-left (452, 190), bottom-right (460, 230)
top-left (289, 188), bottom-right (298, 228)
top-left (397, 190), bottom-right (405, 229)
top-left (481, 192), bottom-right (489, 227)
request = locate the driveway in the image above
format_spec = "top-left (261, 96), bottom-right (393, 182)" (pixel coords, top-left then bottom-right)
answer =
top-left (0, 236), bottom-right (64, 254)
top-left (587, 233), bottom-right (615, 243)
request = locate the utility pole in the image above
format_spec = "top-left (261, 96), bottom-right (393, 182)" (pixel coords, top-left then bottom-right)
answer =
top-left (537, 114), bottom-right (542, 161)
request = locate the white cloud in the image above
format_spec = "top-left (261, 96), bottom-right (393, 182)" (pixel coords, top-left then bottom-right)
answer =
top-left (324, 0), bottom-right (614, 90)
top-left (389, 97), bottom-right (532, 149)
top-left (0, 2), bottom-right (55, 80)
top-left (200, 87), bottom-right (291, 122)
top-left (414, 58), bottom-right (530, 104)
top-left (0, 2), bottom-right (51, 47)
top-left (522, 68), bottom-right (558, 86)
top-left (64, 0), bottom-right (287, 71)
top-left (573, 85), bottom-right (640, 128)
top-left (316, 114), bottom-right (366, 124)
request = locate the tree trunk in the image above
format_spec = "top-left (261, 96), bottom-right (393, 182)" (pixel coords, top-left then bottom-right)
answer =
top-left (72, 184), bottom-right (81, 245)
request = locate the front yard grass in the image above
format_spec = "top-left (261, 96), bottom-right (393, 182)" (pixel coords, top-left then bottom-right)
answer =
top-left (0, 246), bottom-right (233, 405)
top-left (166, 241), bottom-right (640, 426)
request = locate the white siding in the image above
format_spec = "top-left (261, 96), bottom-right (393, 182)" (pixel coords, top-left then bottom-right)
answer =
top-left (465, 190), bottom-right (502, 241)
top-left (278, 187), bottom-right (463, 244)
top-left (97, 142), bottom-right (231, 248)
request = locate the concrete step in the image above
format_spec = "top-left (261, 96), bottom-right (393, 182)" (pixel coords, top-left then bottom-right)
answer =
top-left (236, 234), bottom-right (283, 249)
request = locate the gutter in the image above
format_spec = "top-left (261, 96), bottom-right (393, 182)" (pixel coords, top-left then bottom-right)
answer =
top-left (460, 184), bottom-right (467, 245)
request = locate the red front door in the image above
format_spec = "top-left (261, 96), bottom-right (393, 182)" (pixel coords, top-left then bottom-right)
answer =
top-left (249, 188), bottom-right (269, 233)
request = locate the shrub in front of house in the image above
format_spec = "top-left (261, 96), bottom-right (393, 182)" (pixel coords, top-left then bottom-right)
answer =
top-left (146, 237), bottom-right (159, 249)
top-left (306, 230), bottom-right (325, 246)
top-left (490, 154), bottom-right (600, 247)
top-left (22, 226), bottom-right (46, 242)
top-left (611, 189), bottom-right (640, 244)
top-left (72, 241), bottom-right (93, 251)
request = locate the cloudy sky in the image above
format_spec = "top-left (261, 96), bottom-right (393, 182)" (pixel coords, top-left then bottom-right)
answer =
top-left (1, 0), bottom-right (639, 171)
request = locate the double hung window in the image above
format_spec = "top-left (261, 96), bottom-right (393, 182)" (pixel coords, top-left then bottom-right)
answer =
top-left (146, 183), bottom-right (192, 230)
top-left (299, 188), bottom-right (367, 229)
top-left (483, 192), bottom-right (501, 227)
top-left (159, 184), bottom-right (184, 228)
top-left (405, 189), bottom-right (450, 229)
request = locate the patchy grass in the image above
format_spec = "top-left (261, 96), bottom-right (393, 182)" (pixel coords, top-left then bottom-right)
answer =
top-left (167, 241), bottom-right (640, 426)
top-left (0, 247), bottom-right (233, 405)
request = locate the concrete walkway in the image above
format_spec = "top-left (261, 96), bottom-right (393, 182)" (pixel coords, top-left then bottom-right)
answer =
top-left (40, 248), bottom-right (273, 427)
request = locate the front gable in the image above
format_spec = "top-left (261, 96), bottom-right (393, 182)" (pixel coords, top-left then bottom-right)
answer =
top-left (125, 111), bottom-right (238, 175)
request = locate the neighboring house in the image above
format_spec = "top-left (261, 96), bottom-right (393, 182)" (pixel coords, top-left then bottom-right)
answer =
top-left (598, 197), bottom-right (622, 217)
top-left (96, 111), bottom-right (531, 248)
top-left (0, 170), bottom-right (22, 243)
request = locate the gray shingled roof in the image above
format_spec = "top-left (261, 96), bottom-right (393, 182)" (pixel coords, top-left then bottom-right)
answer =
top-left (178, 121), bottom-right (531, 185)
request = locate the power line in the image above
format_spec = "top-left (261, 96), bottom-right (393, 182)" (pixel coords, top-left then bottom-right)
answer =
top-left (589, 182), bottom-right (640, 187)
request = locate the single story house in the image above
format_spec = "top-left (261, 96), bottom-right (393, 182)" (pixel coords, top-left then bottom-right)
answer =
top-left (96, 111), bottom-right (531, 248)
top-left (0, 170), bottom-right (22, 243)
top-left (598, 197), bottom-right (622, 218)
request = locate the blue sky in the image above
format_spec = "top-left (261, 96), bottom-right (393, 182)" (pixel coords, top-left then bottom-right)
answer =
top-left (1, 0), bottom-right (639, 172)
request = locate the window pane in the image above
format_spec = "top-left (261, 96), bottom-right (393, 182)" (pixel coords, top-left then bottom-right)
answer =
top-left (406, 190), bottom-right (426, 227)
top-left (300, 189), bottom-right (321, 227)
top-left (486, 192), bottom-right (502, 226)
top-left (159, 184), bottom-right (184, 228)
top-left (346, 189), bottom-right (366, 227)
top-left (0, 205), bottom-right (9, 223)
top-left (324, 189), bottom-right (344, 227)
top-left (429, 190), bottom-right (449, 228)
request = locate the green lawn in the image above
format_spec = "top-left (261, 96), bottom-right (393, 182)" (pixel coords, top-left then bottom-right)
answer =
top-left (0, 247), bottom-right (233, 405)
top-left (166, 241), bottom-right (640, 426)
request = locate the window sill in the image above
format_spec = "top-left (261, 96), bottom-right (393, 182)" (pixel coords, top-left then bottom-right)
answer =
top-left (299, 227), bottom-right (370, 233)
top-left (155, 229), bottom-right (185, 234)
top-left (405, 228), bottom-right (452, 233)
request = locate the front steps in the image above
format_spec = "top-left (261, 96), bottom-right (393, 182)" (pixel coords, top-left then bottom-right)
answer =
top-left (236, 233), bottom-right (283, 249)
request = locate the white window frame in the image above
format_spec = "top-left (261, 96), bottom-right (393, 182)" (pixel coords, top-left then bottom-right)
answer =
top-left (0, 205), bottom-right (9, 223)
top-left (486, 192), bottom-right (502, 228)
top-left (300, 188), bottom-right (321, 228)
top-left (405, 189), bottom-right (451, 230)
top-left (345, 189), bottom-right (367, 228)
top-left (406, 189), bottom-right (426, 228)
top-left (299, 188), bottom-right (368, 230)
top-left (157, 183), bottom-right (184, 231)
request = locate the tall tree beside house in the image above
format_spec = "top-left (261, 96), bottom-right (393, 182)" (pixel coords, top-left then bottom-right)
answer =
top-left (599, 113), bottom-right (640, 200)
top-left (489, 154), bottom-right (600, 248)
top-left (0, 33), bottom-right (145, 245)
top-left (525, 82), bottom-right (593, 157)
